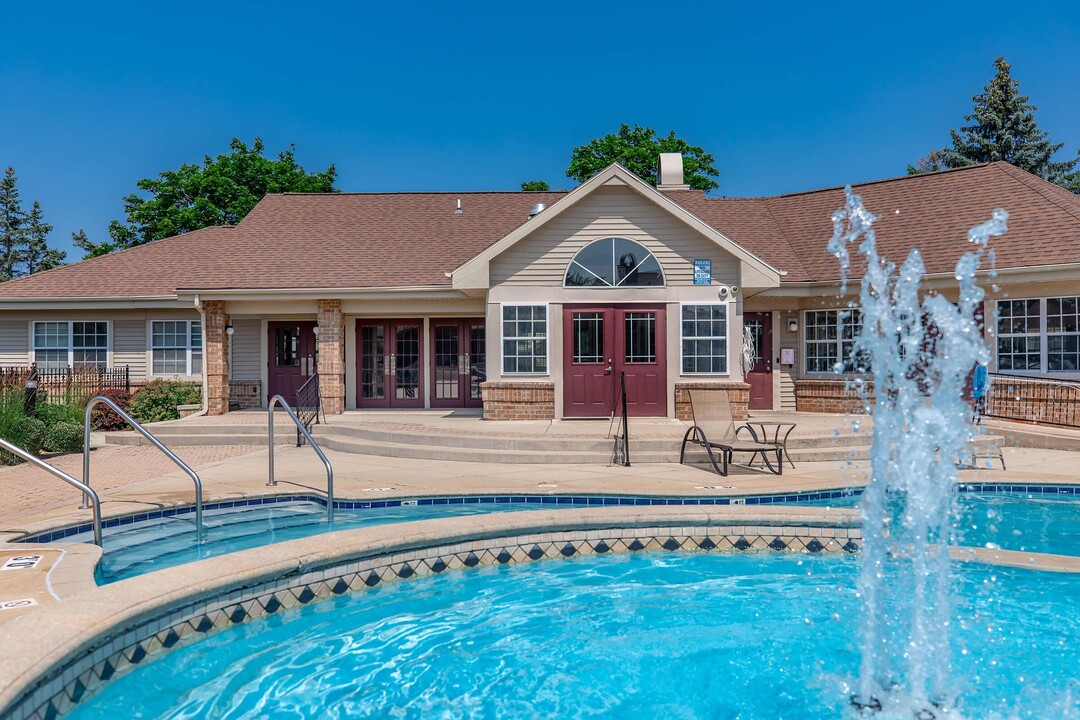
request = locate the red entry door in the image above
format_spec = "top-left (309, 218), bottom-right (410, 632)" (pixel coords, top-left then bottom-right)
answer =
top-left (743, 312), bottom-right (773, 410)
top-left (563, 306), bottom-right (666, 418)
top-left (356, 319), bottom-right (424, 409)
top-left (430, 318), bottom-right (485, 408)
top-left (267, 321), bottom-right (318, 406)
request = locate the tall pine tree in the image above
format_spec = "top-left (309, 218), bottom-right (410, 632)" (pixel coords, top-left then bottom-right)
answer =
top-left (25, 201), bottom-right (66, 274)
top-left (917, 57), bottom-right (1078, 186)
top-left (0, 167), bottom-right (27, 282)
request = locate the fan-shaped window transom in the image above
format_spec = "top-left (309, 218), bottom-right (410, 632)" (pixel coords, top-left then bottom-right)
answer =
top-left (563, 238), bottom-right (665, 288)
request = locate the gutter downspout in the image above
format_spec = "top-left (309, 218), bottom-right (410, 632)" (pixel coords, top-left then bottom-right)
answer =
top-left (190, 294), bottom-right (209, 419)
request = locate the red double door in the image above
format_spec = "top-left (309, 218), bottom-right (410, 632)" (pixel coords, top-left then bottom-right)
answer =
top-left (563, 305), bottom-right (666, 418)
top-left (356, 318), bottom-right (484, 409)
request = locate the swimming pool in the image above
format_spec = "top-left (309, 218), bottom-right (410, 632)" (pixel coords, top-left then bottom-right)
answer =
top-left (24, 484), bottom-right (1079, 584)
top-left (64, 552), bottom-right (1080, 719)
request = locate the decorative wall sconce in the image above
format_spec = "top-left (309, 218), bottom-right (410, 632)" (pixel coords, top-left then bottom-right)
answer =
top-left (788, 319), bottom-right (798, 333)
top-left (313, 326), bottom-right (320, 336)
top-left (224, 324), bottom-right (234, 336)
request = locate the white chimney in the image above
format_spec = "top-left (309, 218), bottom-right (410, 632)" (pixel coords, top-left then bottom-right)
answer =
top-left (657, 153), bottom-right (690, 191)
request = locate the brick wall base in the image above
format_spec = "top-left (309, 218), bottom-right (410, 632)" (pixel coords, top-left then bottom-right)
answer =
top-left (229, 380), bottom-right (262, 410)
top-left (674, 381), bottom-right (751, 421)
top-left (482, 381), bottom-right (555, 421)
top-left (794, 379), bottom-right (873, 414)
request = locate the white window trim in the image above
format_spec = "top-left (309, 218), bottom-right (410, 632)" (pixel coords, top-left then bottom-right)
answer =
top-left (150, 319), bottom-right (204, 377)
top-left (562, 237), bottom-right (667, 289)
top-left (802, 308), bottom-right (863, 375)
top-left (679, 301), bottom-right (731, 376)
top-left (30, 320), bottom-right (110, 369)
top-left (499, 302), bottom-right (550, 376)
top-left (996, 297), bottom-right (1080, 377)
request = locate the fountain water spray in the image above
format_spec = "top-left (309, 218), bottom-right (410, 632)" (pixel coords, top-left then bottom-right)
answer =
top-left (827, 188), bottom-right (1007, 716)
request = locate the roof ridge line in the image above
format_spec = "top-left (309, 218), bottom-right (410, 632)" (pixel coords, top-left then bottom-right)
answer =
top-left (276, 191), bottom-right (570, 197)
top-left (992, 164), bottom-right (1080, 224)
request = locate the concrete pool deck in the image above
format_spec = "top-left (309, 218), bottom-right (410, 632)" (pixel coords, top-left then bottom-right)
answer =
top-left (1, 410), bottom-right (1078, 625)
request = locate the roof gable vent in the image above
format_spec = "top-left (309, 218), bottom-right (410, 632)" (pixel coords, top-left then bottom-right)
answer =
top-left (657, 153), bottom-right (690, 191)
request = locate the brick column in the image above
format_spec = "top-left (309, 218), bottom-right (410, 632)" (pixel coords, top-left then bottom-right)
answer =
top-left (203, 300), bottom-right (230, 415)
top-left (317, 300), bottom-right (345, 415)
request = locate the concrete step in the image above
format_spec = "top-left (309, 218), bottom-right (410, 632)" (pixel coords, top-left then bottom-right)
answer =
top-left (314, 432), bottom-right (873, 465)
top-left (315, 434), bottom-right (659, 464)
top-left (309, 423), bottom-right (682, 453)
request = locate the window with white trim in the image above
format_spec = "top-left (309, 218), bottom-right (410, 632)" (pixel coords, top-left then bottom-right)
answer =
top-left (997, 297), bottom-right (1080, 373)
top-left (152, 320), bottom-right (203, 375)
top-left (501, 305), bottom-right (547, 374)
top-left (680, 303), bottom-right (728, 373)
top-left (803, 309), bottom-right (863, 373)
top-left (33, 321), bottom-right (108, 370)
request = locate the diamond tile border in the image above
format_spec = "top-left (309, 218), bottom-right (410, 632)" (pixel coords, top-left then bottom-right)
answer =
top-left (7, 523), bottom-right (859, 720)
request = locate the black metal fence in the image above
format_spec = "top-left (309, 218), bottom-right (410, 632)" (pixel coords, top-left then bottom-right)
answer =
top-left (983, 372), bottom-right (1080, 428)
top-left (0, 365), bottom-right (131, 404)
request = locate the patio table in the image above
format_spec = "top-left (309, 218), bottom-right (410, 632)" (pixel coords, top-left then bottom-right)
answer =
top-left (736, 421), bottom-right (797, 469)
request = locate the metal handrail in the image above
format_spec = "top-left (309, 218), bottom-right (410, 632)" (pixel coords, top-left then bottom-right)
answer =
top-left (83, 396), bottom-right (203, 542)
top-left (0, 437), bottom-right (103, 546)
top-left (267, 395), bottom-right (334, 522)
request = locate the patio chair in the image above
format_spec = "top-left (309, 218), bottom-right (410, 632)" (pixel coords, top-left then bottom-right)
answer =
top-left (679, 389), bottom-right (783, 476)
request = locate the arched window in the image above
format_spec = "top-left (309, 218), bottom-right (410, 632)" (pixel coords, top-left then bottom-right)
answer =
top-left (563, 238), bottom-right (665, 288)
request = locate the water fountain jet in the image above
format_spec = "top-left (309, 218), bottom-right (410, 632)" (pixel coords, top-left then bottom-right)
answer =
top-left (828, 187), bottom-right (1008, 716)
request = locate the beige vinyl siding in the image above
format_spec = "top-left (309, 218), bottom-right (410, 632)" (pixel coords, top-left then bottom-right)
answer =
top-left (230, 319), bottom-right (262, 380)
top-left (112, 319), bottom-right (148, 381)
top-left (776, 310), bottom-right (798, 410)
top-left (490, 186), bottom-right (739, 287)
top-left (0, 320), bottom-right (29, 365)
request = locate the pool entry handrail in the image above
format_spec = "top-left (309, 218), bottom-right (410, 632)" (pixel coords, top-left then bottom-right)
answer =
top-left (83, 395), bottom-right (203, 543)
top-left (267, 395), bottom-right (335, 522)
top-left (0, 437), bottom-right (103, 546)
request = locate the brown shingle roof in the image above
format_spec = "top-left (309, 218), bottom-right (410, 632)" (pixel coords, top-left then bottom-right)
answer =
top-left (763, 162), bottom-right (1080, 282)
top-left (0, 162), bottom-right (1076, 299)
top-left (0, 226), bottom-right (237, 298)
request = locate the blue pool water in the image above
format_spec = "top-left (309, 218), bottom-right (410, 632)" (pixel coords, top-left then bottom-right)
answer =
top-left (808, 491), bottom-right (1079, 556)
top-left (53, 488), bottom-right (1078, 584)
top-left (66, 553), bottom-right (1080, 719)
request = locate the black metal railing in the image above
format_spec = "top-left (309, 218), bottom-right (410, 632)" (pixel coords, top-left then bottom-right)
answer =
top-left (983, 372), bottom-right (1080, 428)
top-left (611, 371), bottom-right (630, 467)
top-left (294, 373), bottom-right (322, 446)
top-left (0, 365), bottom-right (130, 404)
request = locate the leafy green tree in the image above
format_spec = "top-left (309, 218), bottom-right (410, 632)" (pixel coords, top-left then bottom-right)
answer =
top-left (566, 124), bottom-right (720, 191)
top-left (0, 167), bottom-right (27, 281)
top-left (915, 57), bottom-right (1078, 186)
top-left (520, 180), bottom-right (550, 191)
top-left (24, 201), bottom-right (65, 274)
top-left (85, 137), bottom-right (338, 257)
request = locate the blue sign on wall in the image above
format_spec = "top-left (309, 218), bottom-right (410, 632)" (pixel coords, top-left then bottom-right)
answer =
top-left (693, 259), bottom-right (712, 285)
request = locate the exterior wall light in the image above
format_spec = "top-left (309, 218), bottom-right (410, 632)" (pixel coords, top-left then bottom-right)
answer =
top-left (788, 319), bottom-right (798, 333)
top-left (224, 324), bottom-right (234, 336)
top-left (313, 326), bottom-right (320, 336)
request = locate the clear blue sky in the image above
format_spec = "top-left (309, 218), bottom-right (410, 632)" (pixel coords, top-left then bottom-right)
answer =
top-left (3, 0), bottom-right (1079, 259)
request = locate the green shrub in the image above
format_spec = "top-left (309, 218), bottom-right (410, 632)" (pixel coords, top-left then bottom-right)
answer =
top-left (44, 421), bottom-right (84, 453)
top-left (91, 388), bottom-right (132, 431)
top-left (35, 401), bottom-right (83, 426)
top-left (12, 417), bottom-right (47, 455)
top-left (129, 381), bottom-right (202, 424)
